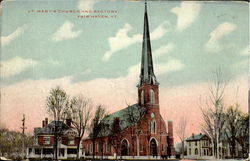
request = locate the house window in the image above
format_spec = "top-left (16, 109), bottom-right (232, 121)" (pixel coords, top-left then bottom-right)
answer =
top-left (59, 148), bottom-right (65, 156)
top-left (189, 142), bottom-right (191, 146)
top-left (29, 148), bottom-right (33, 154)
top-left (161, 144), bottom-right (164, 151)
top-left (141, 90), bottom-right (144, 104)
top-left (149, 89), bottom-right (155, 104)
top-left (195, 141), bottom-right (197, 146)
top-left (195, 148), bottom-right (198, 155)
top-left (204, 149), bottom-right (206, 155)
top-left (67, 149), bottom-right (77, 154)
top-left (189, 148), bottom-right (191, 155)
top-left (68, 138), bottom-right (75, 145)
top-left (43, 137), bottom-right (50, 145)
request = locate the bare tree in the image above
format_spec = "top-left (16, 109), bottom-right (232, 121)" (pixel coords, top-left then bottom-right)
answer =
top-left (68, 96), bottom-right (92, 159)
top-left (176, 116), bottom-right (187, 159)
top-left (88, 105), bottom-right (108, 159)
top-left (46, 86), bottom-right (69, 160)
top-left (200, 69), bottom-right (227, 159)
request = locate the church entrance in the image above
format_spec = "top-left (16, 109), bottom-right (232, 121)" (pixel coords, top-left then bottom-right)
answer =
top-left (121, 139), bottom-right (129, 156)
top-left (150, 138), bottom-right (157, 157)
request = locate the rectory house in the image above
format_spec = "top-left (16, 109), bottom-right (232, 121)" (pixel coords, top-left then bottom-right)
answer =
top-left (27, 118), bottom-right (82, 160)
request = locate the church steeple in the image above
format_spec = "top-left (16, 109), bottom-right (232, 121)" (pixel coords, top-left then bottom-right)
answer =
top-left (138, 2), bottom-right (159, 107)
top-left (139, 1), bottom-right (158, 86)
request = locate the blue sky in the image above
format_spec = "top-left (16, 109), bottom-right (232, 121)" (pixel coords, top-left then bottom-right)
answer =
top-left (0, 0), bottom-right (249, 135)
top-left (1, 0), bottom-right (248, 86)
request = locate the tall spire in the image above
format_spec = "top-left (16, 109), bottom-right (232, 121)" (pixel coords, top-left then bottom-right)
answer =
top-left (139, 1), bottom-right (158, 86)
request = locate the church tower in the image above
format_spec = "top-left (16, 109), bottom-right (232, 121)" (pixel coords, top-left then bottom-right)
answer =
top-left (138, 2), bottom-right (159, 108)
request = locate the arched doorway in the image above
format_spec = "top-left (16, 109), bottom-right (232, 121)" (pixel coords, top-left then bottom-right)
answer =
top-left (121, 139), bottom-right (129, 156)
top-left (150, 138), bottom-right (157, 156)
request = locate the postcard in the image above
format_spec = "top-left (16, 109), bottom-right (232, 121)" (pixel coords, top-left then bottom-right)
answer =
top-left (0, 0), bottom-right (249, 160)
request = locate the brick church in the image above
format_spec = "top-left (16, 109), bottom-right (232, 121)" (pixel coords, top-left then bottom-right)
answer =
top-left (82, 2), bottom-right (175, 159)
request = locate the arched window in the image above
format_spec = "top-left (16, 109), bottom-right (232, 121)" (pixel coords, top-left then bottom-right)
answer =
top-left (195, 148), bottom-right (198, 155)
top-left (121, 139), bottom-right (129, 156)
top-left (141, 90), bottom-right (144, 104)
top-left (149, 89), bottom-right (155, 104)
top-left (150, 120), bottom-right (156, 133)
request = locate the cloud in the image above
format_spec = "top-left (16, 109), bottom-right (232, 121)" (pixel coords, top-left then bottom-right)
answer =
top-left (102, 24), bottom-right (141, 61)
top-left (1, 56), bottom-right (38, 78)
top-left (155, 59), bottom-right (184, 76)
top-left (52, 21), bottom-right (82, 42)
top-left (205, 22), bottom-right (236, 53)
top-left (80, 68), bottom-right (92, 75)
top-left (240, 46), bottom-right (249, 56)
top-left (1, 25), bottom-right (28, 46)
top-left (171, 2), bottom-right (201, 31)
top-left (78, 0), bottom-right (98, 11)
top-left (102, 21), bottom-right (169, 61)
top-left (150, 21), bottom-right (169, 40)
top-left (153, 43), bottom-right (174, 58)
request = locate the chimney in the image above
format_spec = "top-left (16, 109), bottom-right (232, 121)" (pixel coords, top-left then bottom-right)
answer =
top-left (45, 118), bottom-right (48, 126)
top-left (66, 118), bottom-right (71, 127)
top-left (192, 133), bottom-right (195, 138)
top-left (42, 120), bottom-right (45, 127)
top-left (167, 121), bottom-right (173, 136)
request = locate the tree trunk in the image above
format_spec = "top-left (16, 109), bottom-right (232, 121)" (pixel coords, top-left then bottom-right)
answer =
top-left (181, 141), bottom-right (184, 159)
top-left (77, 141), bottom-right (80, 159)
top-left (92, 139), bottom-right (95, 159)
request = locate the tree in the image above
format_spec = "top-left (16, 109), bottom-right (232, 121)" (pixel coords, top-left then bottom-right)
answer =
top-left (46, 86), bottom-right (69, 122)
top-left (46, 86), bottom-right (69, 160)
top-left (0, 128), bottom-right (33, 159)
top-left (236, 112), bottom-right (249, 158)
top-left (200, 69), bottom-right (227, 159)
top-left (176, 116), bottom-right (187, 159)
top-left (224, 104), bottom-right (241, 158)
top-left (89, 105), bottom-right (108, 159)
top-left (125, 104), bottom-right (145, 157)
top-left (108, 117), bottom-right (122, 160)
top-left (68, 96), bottom-right (92, 159)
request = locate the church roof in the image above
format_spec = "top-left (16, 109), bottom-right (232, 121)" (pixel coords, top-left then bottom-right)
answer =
top-left (139, 2), bottom-right (158, 86)
top-left (96, 104), bottom-right (144, 137)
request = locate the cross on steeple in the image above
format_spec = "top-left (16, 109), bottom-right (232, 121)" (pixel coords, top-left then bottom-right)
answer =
top-left (139, 1), bottom-right (158, 86)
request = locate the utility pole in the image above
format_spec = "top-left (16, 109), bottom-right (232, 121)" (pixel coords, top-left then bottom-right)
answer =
top-left (20, 114), bottom-right (27, 159)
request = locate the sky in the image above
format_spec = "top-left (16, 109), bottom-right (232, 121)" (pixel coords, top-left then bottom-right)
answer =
top-left (0, 0), bottom-right (249, 142)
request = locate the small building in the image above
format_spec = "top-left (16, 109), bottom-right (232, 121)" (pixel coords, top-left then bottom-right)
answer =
top-left (186, 133), bottom-right (213, 159)
top-left (27, 118), bottom-right (82, 160)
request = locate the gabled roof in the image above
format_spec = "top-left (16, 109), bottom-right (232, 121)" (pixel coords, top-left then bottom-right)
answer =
top-left (186, 133), bottom-right (208, 141)
top-left (92, 104), bottom-right (144, 137)
top-left (34, 121), bottom-right (69, 135)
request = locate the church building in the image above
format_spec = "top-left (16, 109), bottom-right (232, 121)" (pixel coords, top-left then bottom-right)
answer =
top-left (82, 2), bottom-right (175, 159)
